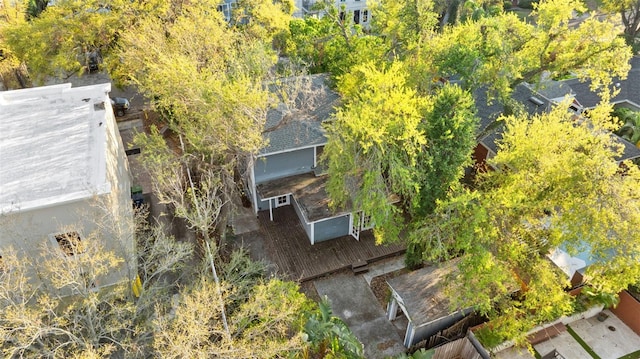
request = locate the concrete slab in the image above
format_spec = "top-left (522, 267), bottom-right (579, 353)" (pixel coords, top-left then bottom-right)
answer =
top-left (534, 331), bottom-right (592, 359)
top-left (362, 256), bottom-right (405, 285)
top-left (570, 309), bottom-right (640, 359)
top-left (314, 272), bottom-right (406, 359)
top-left (231, 204), bottom-right (260, 235)
top-left (495, 309), bottom-right (640, 359)
top-left (493, 346), bottom-right (536, 359)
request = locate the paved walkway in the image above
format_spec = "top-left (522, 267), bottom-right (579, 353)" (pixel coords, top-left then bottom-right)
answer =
top-left (314, 271), bottom-right (406, 359)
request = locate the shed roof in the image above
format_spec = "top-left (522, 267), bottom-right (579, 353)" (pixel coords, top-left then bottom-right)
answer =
top-left (260, 74), bottom-right (339, 156)
top-left (0, 83), bottom-right (113, 212)
top-left (387, 259), bottom-right (460, 326)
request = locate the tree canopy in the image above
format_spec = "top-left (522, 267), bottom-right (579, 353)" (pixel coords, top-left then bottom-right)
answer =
top-left (417, 0), bottom-right (631, 100)
top-left (412, 102), bottom-right (640, 346)
top-left (324, 61), bottom-right (478, 243)
top-left (2, 0), bottom-right (639, 353)
top-left (602, 0), bottom-right (640, 49)
top-left (280, 1), bottom-right (387, 78)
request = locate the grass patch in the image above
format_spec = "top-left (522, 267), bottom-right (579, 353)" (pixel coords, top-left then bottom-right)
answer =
top-left (618, 349), bottom-right (640, 359)
top-left (533, 347), bottom-right (541, 359)
top-left (507, 8), bottom-right (534, 22)
top-left (566, 324), bottom-right (601, 359)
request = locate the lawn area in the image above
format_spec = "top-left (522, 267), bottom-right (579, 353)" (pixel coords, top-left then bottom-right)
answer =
top-left (507, 7), bottom-right (533, 23)
top-left (584, 0), bottom-right (603, 11)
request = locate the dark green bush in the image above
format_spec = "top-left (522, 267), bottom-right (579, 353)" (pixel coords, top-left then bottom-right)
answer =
top-left (404, 241), bottom-right (425, 270)
top-left (517, 0), bottom-right (539, 9)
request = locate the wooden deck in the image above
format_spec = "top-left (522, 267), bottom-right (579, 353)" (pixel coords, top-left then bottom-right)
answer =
top-left (238, 206), bottom-right (405, 282)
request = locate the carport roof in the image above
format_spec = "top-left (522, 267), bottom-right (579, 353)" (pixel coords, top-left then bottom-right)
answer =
top-left (387, 259), bottom-right (460, 326)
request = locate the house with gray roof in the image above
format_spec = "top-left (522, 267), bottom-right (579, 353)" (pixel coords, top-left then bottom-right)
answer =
top-left (473, 61), bottom-right (640, 168)
top-left (473, 83), bottom-right (555, 168)
top-left (246, 74), bottom-right (372, 244)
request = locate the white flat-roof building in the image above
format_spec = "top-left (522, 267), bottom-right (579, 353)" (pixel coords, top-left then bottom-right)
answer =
top-left (0, 83), bottom-right (135, 291)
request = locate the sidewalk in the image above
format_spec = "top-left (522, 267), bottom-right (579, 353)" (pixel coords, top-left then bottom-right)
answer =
top-left (314, 269), bottom-right (406, 359)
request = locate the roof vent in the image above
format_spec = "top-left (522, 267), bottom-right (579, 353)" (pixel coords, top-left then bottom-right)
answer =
top-left (529, 97), bottom-right (544, 106)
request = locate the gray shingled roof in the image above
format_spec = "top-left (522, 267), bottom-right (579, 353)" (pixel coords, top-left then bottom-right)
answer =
top-left (259, 74), bottom-right (339, 156)
top-left (613, 134), bottom-right (640, 162)
top-left (473, 86), bottom-right (504, 136)
top-left (530, 79), bottom-right (574, 102)
top-left (562, 56), bottom-right (640, 108)
top-left (477, 83), bottom-right (553, 154)
top-left (477, 56), bottom-right (640, 156)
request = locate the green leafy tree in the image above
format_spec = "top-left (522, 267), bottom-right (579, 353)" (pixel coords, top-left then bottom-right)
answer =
top-left (281, 2), bottom-right (387, 78)
top-left (324, 61), bottom-right (429, 243)
top-left (413, 103), bottom-right (640, 346)
top-left (324, 61), bottom-right (478, 244)
top-left (413, 84), bottom-right (478, 217)
top-left (370, 0), bottom-right (439, 56)
top-left (417, 0), bottom-right (631, 100)
top-left (115, 0), bottom-right (278, 242)
top-left (457, 0), bottom-right (503, 22)
top-left (1, 0), bottom-right (134, 81)
top-left (0, 0), bottom-right (30, 89)
top-left (232, 0), bottom-right (295, 42)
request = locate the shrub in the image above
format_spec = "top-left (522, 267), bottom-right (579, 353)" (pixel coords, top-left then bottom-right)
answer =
top-left (404, 241), bottom-right (425, 270)
top-left (517, 0), bottom-right (539, 9)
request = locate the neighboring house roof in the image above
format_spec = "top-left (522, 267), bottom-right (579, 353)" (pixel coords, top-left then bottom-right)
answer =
top-left (613, 134), bottom-right (640, 162)
top-left (530, 78), bottom-right (575, 103)
top-left (548, 246), bottom-right (595, 279)
top-left (473, 86), bottom-right (504, 137)
top-left (475, 79), bottom-right (640, 162)
top-left (0, 83), bottom-right (113, 212)
top-left (561, 56), bottom-right (640, 108)
top-left (386, 259), bottom-right (460, 326)
top-left (477, 83), bottom-right (553, 155)
top-left (259, 74), bottom-right (339, 156)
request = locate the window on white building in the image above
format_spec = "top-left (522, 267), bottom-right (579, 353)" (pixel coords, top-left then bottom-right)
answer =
top-left (362, 9), bottom-right (369, 23)
top-left (354, 10), bottom-right (360, 24)
top-left (53, 231), bottom-right (85, 256)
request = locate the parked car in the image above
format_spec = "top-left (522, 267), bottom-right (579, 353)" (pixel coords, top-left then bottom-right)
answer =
top-left (110, 97), bottom-right (130, 117)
